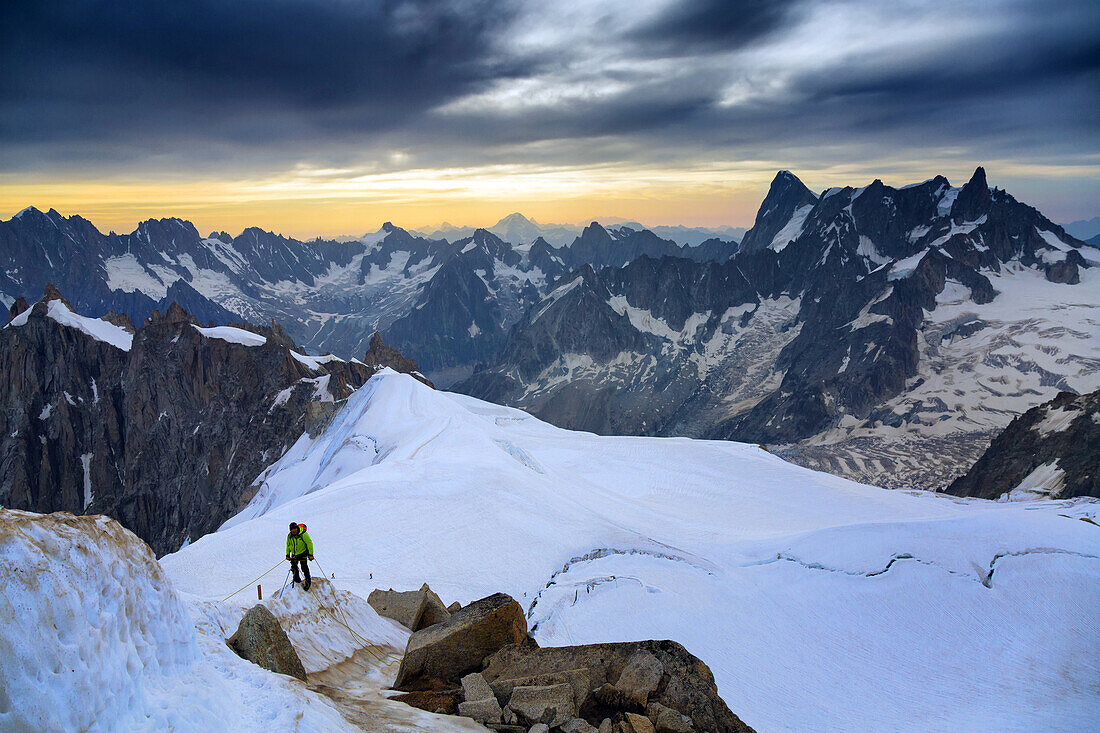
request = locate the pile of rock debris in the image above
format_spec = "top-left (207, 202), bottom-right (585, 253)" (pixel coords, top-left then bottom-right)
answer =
top-left (370, 589), bottom-right (754, 733)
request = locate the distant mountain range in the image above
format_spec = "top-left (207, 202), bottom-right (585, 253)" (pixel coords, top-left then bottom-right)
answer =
top-left (0, 210), bottom-right (739, 382)
top-left (412, 212), bottom-right (745, 248)
top-left (1063, 216), bottom-right (1100, 242)
top-left (2, 168), bottom-right (1095, 490)
top-left (458, 168), bottom-right (1099, 489)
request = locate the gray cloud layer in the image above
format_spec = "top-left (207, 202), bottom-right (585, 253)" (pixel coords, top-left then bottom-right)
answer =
top-left (2, 0), bottom-right (1097, 184)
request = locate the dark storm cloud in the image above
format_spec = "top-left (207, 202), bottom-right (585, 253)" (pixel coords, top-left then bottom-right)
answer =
top-left (0, 0), bottom-right (1097, 175)
top-left (456, 0), bottom-right (1100, 164)
top-left (0, 0), bottom-right (528, 163)
top-left (629, 0), bottom-right (802, 54)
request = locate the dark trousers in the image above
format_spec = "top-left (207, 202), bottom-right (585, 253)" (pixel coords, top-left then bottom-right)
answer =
top-left (290, 553), bottom-right (311, 583)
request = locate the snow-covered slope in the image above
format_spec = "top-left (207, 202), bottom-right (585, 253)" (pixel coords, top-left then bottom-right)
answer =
top-left (163, 371), bottom-right (1100, 732)
top-left (0, 509), bottom-right (358, 732)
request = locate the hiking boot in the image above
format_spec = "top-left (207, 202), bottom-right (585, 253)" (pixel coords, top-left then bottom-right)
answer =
top-left (303, 578), bottom-right (311, 591)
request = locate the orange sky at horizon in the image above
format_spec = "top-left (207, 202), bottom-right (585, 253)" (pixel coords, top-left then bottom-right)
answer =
top-left (1, 159), bottom-right (1092, 239)
top-left (0, 164), bottom-right (770, 238)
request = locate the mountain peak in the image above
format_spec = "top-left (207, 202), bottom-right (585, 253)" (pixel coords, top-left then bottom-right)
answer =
top-left (773, 170), bottom-right (803, 185)
top-left (496, 212), bottom-right (534, 226)
top-left (738, 170), bottom-right (819, 253)
top-left (967, 166), bottom-right (987, 189)
top-left (953, 166), bottom-right (993, 222)
top-left (42, 282), bottom-right (70, 306)
top-left (768, 170), bottom-right (815, 197)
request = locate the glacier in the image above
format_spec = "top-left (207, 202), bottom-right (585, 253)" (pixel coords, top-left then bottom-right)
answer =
top-left (156, 370), bottom-right (1100, 732)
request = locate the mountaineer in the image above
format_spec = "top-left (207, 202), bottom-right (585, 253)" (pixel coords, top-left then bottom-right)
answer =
top-left (286, 522), bottom-right (314, 591)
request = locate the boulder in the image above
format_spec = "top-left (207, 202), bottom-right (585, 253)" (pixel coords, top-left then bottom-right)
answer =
top-left (368, 588), bottom-right (429, 630)
top-left (482, 640), bottom-right (753, 733)
top-left (458, 672), bottom-right (503, 724)
top-left (462, 671), bottom-right (497, 701)
top-left (597, 650), bottom-right (662, 710)
top-left (529, 725), bottom-right (551, 733)
top-left (647, 702), bottom-right (693, 733)
top-left (505, 683), bottom-right (575, 727)
top-left (448, 601), bottom-right (462, 613)
top-left (488, 665), bottom-right (598, 714)
top-left (599, 719), bottom-right (613, 733)
top-left (418, 583), bottom-right (452, 629)
top-left (562, 718), bottom-right (599, 733)
top-left (368, 584), bottom-right (452, 631)
top-left (458, 696), bottom-right (503, 724)
top-left (394, 593), bottom-right (528, 690)
top-left (226, 604), bottom-right (307, 681)
top-left (624, 712), bottom-right (656, 733)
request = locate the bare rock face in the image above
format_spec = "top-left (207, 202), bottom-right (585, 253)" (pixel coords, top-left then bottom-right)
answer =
top-left (7, 296), bottom-right (28, 323)
top-left (393, 592), bottom-right (528, 690)
top-left (0, 286), bottom-right (427, 556)
top-left (947, 388), bottom-right (1100, 500)
top-left (226, 604), bottom-right (307, 681)
top-left (388, 689), bottom-right (462, 716)
top-left (391, 611), bottom-right (751, 730)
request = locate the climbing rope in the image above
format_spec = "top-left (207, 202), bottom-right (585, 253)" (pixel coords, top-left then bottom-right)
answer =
top-left (219, 558), bottom-right (286, 603)
top-left (314, 559), bottom-right (401, 665)
top-left (278, 568), bottom-right (293, 595)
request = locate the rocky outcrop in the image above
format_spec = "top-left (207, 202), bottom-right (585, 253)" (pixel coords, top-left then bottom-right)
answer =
top-left (393, 592), bottom-right (529, 690)
top-left (367, 583), bottom-right (451, 631)
top-left (226, 604), bottom-right (307, 681)
top-left (597, 650), bottom-right (663, 709)
top-left (0, 287), bottom-right (421, 555)
top-left (480, 640), bottom-right (753, 733)
top-left (391, 591), bottom-right (754, 732)
top-left (361, 332), bottom-right (435, 388)
top-left (947, 389), bottom-right (1100, 500)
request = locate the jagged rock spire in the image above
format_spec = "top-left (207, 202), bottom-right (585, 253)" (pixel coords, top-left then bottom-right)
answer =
top-left (7, 296), bottom-right (29, 323)
top-left (952, 166), bottom-right (992, 223)
top-left (738, 170), bottom-right (819, 253)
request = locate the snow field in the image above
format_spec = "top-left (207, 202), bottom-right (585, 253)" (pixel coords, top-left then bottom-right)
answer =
top-left (5, 299), bottom-right (134, 351)
top-left (192, 324), bottom-right (267, 346)
top-left (162, 371), bottom-right (1100, 731)
top-left (0, 509), bottom-right (360, 733)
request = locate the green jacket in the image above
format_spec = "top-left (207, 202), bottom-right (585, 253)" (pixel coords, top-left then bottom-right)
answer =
top-left (286, 529), bottom-right (313, 557)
